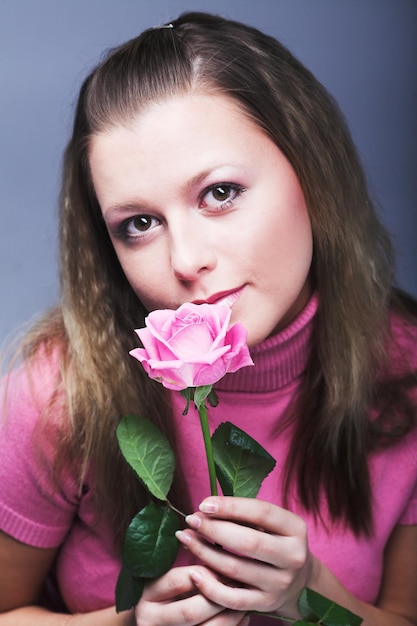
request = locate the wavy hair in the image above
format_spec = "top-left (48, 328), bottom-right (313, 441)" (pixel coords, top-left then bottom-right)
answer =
top-left (17, 12), bottom-right (416, 538)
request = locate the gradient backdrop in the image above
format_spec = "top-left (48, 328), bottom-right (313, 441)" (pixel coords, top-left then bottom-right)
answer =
top-left (1, 0), bottom-right (416, 345)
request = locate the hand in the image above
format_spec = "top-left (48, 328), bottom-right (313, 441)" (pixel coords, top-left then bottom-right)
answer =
top-left (134, 565), bottom-right (249, 626)
top-left (175, 496), bottom-right (314, 619)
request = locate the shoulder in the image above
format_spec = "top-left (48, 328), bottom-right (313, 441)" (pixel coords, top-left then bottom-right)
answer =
top-left (1, 307), bottom-right (69, 420)
top-left (2, 344), bottom-right (64, 424)
top-left (1, 341), bottom-right (69, 464)
top-left (0, 345), bottom-right (81, 549)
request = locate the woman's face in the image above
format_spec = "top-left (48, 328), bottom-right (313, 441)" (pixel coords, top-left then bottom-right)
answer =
top-left (89, 93), bottom-right (313, 348)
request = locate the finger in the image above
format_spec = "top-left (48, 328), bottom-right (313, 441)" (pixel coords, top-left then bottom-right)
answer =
top-left (202, 609), bottom-right (249, 626)
top-left (137, 567), bottom-right (226, 626)
top-left (148, 568), bottom-right (250, 625)
top-left (137, 593), bottom-right (224, 626)
top-left (188, 565), bottom-right (269, 613)
top-left (197, 497), bottom-right (306, 536)
top-left (177, 528), bottom-right (274, 592)
top-left (182, 516), bottom-right (308, 570)
top-left (141, 566), bottom-right (199, 602)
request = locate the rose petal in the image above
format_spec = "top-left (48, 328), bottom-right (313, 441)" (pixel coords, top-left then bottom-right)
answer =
top-left (223, 323), bottom-right (254, 372)
top-left (193, 360), bottom-right (227, 387)
top-left (130, 303), bottom-right (252, 389)
top-left (167, 323), bottom-right (215, 359)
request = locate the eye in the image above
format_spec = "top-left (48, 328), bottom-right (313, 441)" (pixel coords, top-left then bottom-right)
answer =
top-left (199, 182), bottom-right (246, 212)
top-left (117, 214), bottom-right (161, 242)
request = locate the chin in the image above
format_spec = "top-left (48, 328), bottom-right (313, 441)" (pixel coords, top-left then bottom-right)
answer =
top-left (245, 329), bottom-right (268, 350)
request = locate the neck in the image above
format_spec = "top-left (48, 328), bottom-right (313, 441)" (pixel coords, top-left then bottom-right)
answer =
top-left (216, 292), bottom-right (318, 393)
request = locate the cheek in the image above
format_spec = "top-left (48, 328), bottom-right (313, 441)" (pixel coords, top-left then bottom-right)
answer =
top-left (254, 207), bottom-right (311, 267)
top-left (111, 246), bottom-right (154, 304)
top-left (117, 251), bottom-right (175, 312)
top-left (276, 195), bottom-right (312, 259)
top-left (290, 207), bottom-right (313, 265)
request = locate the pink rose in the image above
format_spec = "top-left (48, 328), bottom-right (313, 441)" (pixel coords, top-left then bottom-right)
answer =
top-left (130, 302), bottom-right (253, 390)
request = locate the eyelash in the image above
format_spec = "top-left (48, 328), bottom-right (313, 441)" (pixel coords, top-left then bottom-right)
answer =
top-left (116, 215), bottom-right (161, 243)
top-left (199, 182), bottom-right (246, 212)
top-left (116, 182), bottom-right (246, 243)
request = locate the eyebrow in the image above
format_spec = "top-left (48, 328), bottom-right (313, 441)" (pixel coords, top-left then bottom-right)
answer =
top-left (184, 162), bottom-right (246, 194)
top-left (184, 167), bottom-right (217, 191)
top-left (102, 163), bottom-right (239, 217)
top-left (101, 201), bottom-right (149, 220)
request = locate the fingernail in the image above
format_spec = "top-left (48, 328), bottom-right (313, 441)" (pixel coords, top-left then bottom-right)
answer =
top-left (189, 568), bottom-right (202, 585)
top-left (185, 514), bottom-right (201, 529)
top-left (175, 530), bottom-right (191, 546)
top-left (199, 500), bottom-right (218, 514)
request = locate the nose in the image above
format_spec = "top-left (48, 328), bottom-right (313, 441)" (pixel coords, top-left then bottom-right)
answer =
top-left (169, 219), bottom-right (217, 282)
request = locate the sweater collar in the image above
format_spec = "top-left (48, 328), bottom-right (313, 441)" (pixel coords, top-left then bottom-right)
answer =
top-left (215, 292), bottom-right (318, 393)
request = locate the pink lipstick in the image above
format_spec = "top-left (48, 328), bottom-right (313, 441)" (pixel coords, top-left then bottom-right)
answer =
top-left (193, 286), bottom-right (244, 308)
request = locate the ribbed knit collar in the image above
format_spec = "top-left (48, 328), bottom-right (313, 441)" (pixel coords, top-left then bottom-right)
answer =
top-left (215, 292), bottom-right (318, 393)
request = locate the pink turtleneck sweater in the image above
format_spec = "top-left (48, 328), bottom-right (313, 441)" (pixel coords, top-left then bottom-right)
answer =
top-left (1, 294), bottom-right (416, 620)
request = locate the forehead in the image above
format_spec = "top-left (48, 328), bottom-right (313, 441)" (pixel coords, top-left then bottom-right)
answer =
top-left (88, 93), bottom-right (277, 194)
top-left (89, 92), bottom-right (266, 155)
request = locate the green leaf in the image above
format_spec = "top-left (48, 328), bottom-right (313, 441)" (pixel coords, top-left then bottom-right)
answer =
top-left (207, 387), bottom-right (219, 408)
top-left (115, 563), bottom-right (144, 612)
top-left (298, 588), bottom-right (363, 625)
top-left (193, 385), bottom-right (213, 410)
top-left (211, 422), bottom-right (276, 498)
top-left (117, 415), bottom-right (175, 500)
top-left (249, 611), bottom-right (317, 623)
top-left (181, 388), bottom-right (193, 415)
top-left (122, 502), bottom-right (181, 578)
top-left (298, 588), bottom-right (320, 622)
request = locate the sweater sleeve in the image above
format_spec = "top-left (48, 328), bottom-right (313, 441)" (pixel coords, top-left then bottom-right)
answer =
top-left (0, 354), bottom-right (79, 548)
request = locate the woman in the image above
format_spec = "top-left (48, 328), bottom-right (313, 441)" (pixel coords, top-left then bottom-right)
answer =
top-left (0, 11), bottom-right (416, 626)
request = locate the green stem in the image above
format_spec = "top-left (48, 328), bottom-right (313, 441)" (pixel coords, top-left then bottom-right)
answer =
top-left (197, 399), bottom-right (218, 496)
top-left (167, 500), bottom-right (187, 519)
top-left (249, 612), bottom-right (296, 622)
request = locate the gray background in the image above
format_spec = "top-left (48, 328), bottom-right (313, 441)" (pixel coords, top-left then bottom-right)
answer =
top-left (1, 0), bottom-right (416, 346)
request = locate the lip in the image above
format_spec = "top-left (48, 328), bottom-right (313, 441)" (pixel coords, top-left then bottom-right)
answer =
top-left (193, 286), bottom-right (245, 308)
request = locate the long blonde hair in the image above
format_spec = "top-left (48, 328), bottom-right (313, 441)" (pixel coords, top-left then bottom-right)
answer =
top-left (15, 12), bottom-right (416, 538)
